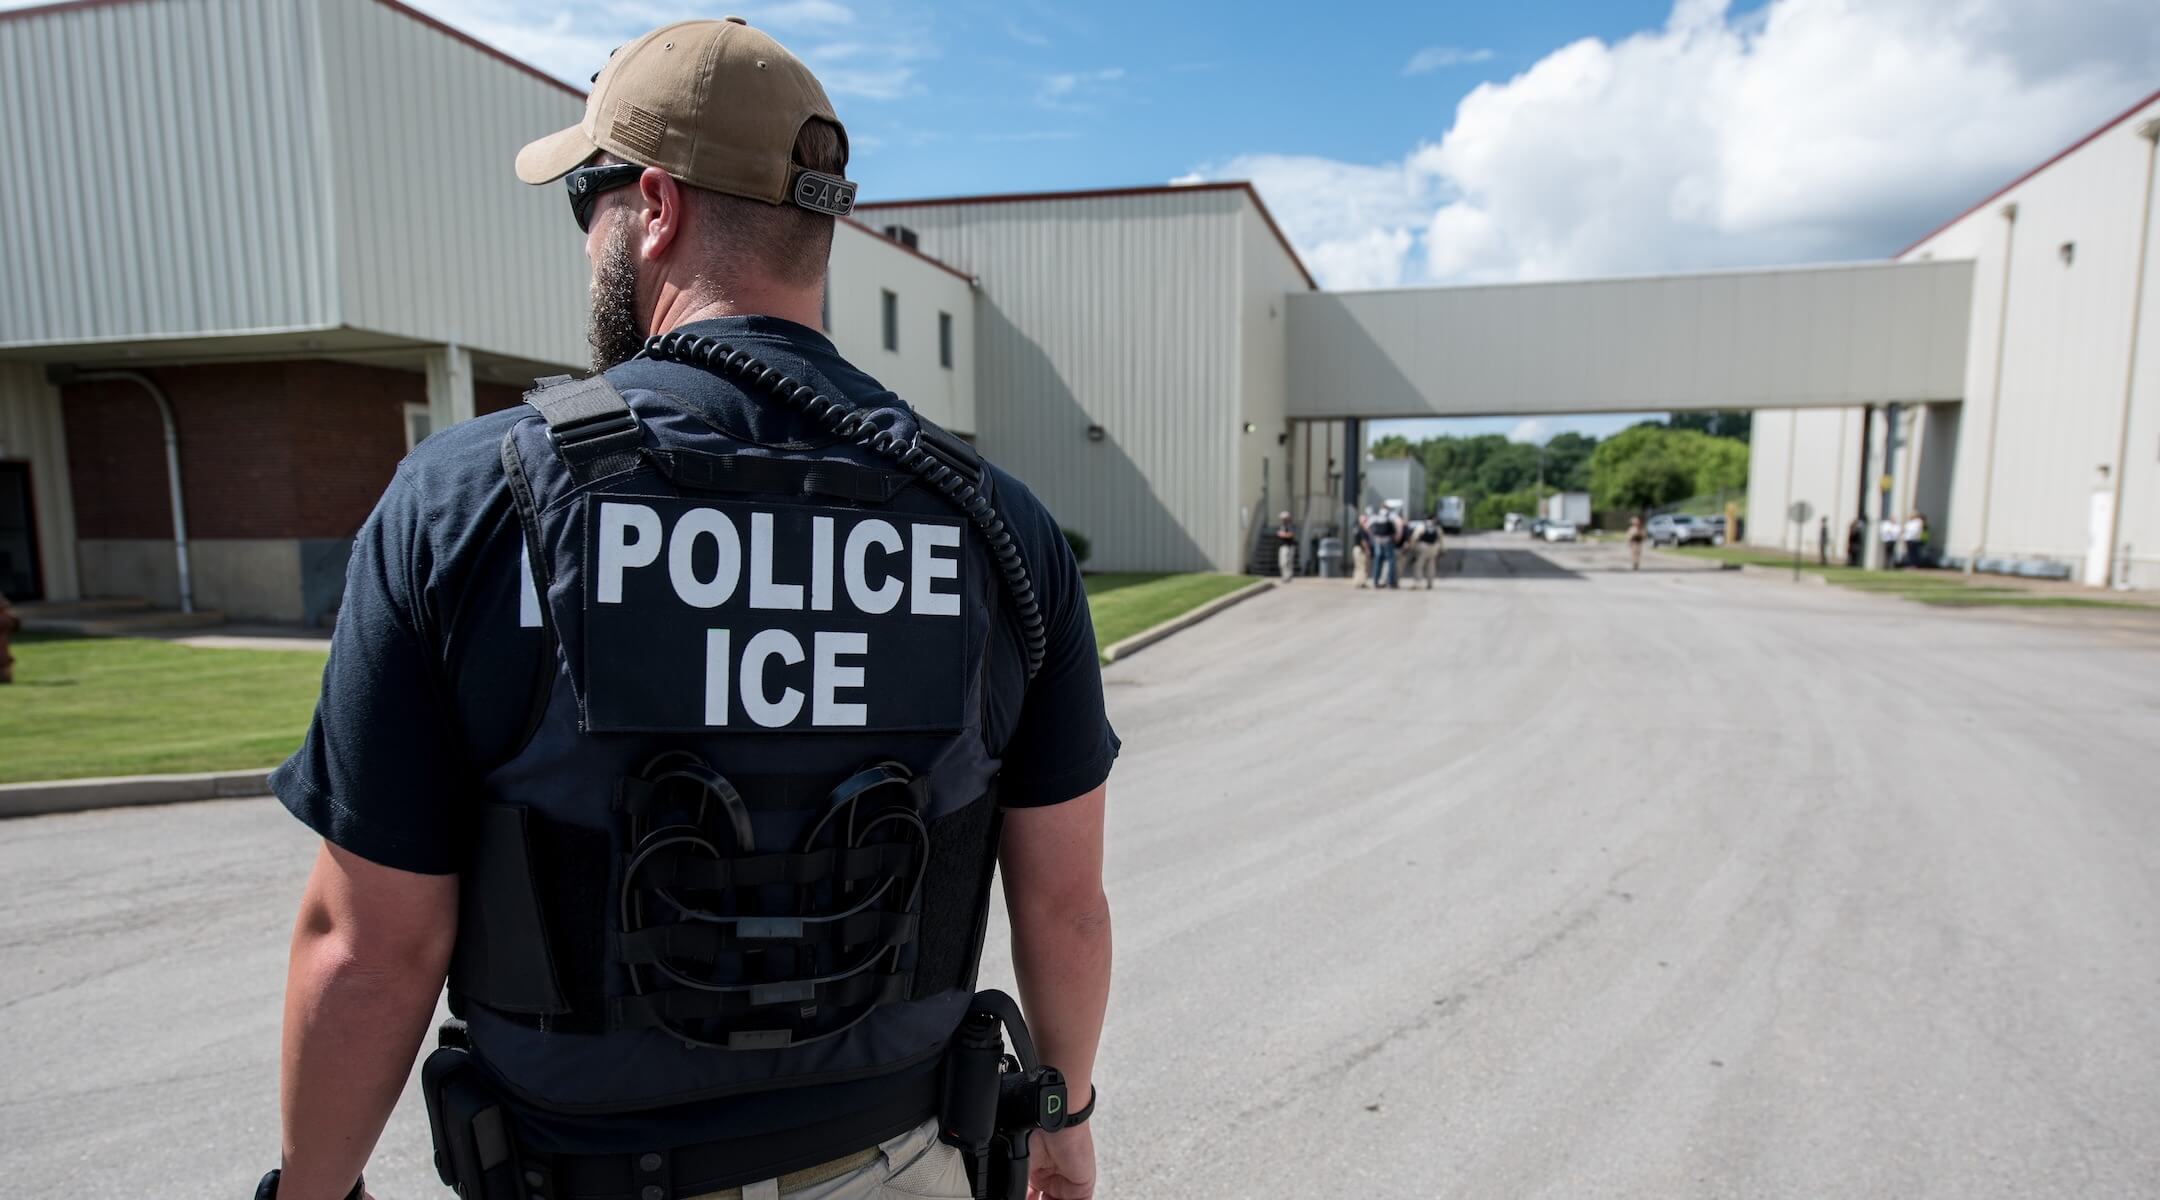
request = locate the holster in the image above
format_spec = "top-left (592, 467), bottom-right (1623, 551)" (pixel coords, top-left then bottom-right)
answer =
top-left (423, 1024), bottom-right (531, 1200)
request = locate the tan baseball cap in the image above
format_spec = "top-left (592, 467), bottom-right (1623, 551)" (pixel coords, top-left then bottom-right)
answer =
top-left (514, 16), bottom-right (854, 213)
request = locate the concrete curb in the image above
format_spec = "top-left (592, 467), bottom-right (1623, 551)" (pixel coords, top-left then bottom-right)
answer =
top-left (1101, 579), bottom-right (1276, 664)
top-left (0, 769), bottom-right (275, 819)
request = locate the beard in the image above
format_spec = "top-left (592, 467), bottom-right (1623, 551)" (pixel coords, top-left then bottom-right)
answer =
top-left (586, 214), bottom-right (646, 373)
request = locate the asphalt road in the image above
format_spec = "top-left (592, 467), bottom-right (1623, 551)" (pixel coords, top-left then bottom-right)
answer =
top-left (6, 534), bottom-right (2159, 1198)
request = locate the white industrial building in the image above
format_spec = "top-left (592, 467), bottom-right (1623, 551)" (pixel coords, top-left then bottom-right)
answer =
top-left (2, 0), bottom-right (2153, 619)
top-left (1747, 91), bottom-right (2160, 589)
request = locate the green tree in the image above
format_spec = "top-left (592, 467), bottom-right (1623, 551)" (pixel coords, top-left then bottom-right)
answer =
top-left (1668, 410), bottom-right (1753, 443)
top-left (1370, 434), bottom-right (1415, 460)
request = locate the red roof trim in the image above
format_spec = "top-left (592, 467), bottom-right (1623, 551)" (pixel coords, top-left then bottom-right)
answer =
top-left (839, 216), bottom-right (977, 285)
top-left (1895, 84), bottom-right (2160, 258)
top-left (371, 0), bottom-right (587, 102)
top-left (858, 181), bottom-right (1319, 291)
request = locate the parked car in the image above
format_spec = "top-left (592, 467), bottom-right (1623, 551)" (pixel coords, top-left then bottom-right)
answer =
top-left (1648, 514), bottom-right (1717, 546)
top-left (1527, 517), bottom-right (1549, 540)
top-left (1542, 520), bottom-right (1579, 543)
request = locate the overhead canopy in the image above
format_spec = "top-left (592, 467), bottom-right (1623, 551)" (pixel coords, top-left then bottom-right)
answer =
top-left (1286, 259), bottom-right (1974, 419)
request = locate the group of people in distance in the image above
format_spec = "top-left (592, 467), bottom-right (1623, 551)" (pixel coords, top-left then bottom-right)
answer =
top-left (1832, 511), bottom-right (1933, 567)
top-left (1272, 502), bottom-right (1446, 589)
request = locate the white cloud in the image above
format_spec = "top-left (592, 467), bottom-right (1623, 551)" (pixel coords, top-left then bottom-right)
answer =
top-left (1403, 46), bottom-right (1495, 75)
top-left (1037, 67), bottom-right (1126, 111)
top-left (1185, 0), bottom-right (2159, 288)
top-left (1508, 418), bottom-right (1550, 444)
top-left (1173, 152), bottom-right (1441, 289)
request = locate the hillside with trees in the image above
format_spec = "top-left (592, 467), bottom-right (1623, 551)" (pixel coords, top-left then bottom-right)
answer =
top-left (1369, 412), bottom-right (1750, 528)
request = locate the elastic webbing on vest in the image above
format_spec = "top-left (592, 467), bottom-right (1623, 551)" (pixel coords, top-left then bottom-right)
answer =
top-left (525, 376), bottom-right (644, 483)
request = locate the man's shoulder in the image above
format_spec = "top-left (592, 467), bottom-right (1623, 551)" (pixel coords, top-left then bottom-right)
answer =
top-left (399, 407), bottom-right (527, 490)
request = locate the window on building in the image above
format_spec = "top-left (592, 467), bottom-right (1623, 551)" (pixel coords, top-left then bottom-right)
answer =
top-left (881, 290), bottom-right (899, 352)
top-left (404, 402), bottom-right (432, 451)
top-left (939, 311), bottom-right (953, 369)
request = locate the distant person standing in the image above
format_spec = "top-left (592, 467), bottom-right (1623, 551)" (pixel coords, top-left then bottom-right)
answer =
top-left (1880, 514), bottom-right (1902, 568)
top-left (1847, 515), bottom-right (1866, 566)
top-left (1274, 510), bottom-right (1298, 581)
top-left (1405, 513), bottom-right (1444, 588)
top-left (1818, 515), bottom-right (1831, 566)
top-left (1370, 502), bottom-right (1402, 589)
top-left (1904, 511), bottom-right (1930, 568)
top-left (1626, 514), bottom-right (1646, 571)
top-left (1353, 510), bottom-right (1373, 589)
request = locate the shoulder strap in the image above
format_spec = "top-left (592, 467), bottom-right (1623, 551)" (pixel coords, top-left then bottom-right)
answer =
top-left (525, 375), bottom-right (645, 483)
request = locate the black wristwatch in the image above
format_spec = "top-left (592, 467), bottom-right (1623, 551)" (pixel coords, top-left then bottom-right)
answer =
top-left (255, 1169), bottom-right (364, 1200)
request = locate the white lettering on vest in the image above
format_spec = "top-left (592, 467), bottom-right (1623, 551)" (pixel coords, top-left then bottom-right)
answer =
top-left (843, 519), bottom-right (904, 614)
top-left (668, 508), bottom-right (741, 608)
top-left (911, 524), bottom-right (961, 617)
top-left (740, 628), bottom-right (805, 727)
top-left (596, 502), bottom-right (661, 604)
top-left (704, 628), bottom-right (730, 726)
top-left (810, 516), bottom-right (835, 612)
top-left (749, 511), bottom-right (805, 610)
top-left (812, 631), bottom-right (869, 726)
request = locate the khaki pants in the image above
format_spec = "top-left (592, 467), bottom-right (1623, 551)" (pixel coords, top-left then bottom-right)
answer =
top-left (687, 1119), bottom-right (971, 1200)
top-left (1406, 541), bottom-right (1439, 587)
top-left (1352, 542), bottom-right (1370, 586)
top-left (1277, 543), bottom-right (1296, 580)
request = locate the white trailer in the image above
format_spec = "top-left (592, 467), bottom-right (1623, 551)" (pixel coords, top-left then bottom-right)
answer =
top-left (1542, 491), bottom-right (1592, 527)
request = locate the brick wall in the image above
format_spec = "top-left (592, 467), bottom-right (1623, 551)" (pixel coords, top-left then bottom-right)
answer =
top-left (65, 361), bottom-right (419, 540)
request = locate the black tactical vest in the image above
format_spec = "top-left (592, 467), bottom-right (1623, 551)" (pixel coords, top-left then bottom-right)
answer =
top-left (447, 354), bottom-right (1008, 1129)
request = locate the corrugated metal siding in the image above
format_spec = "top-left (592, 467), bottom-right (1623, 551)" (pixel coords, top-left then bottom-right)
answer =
top-left (1285, 261), bottom-right (1974, 420)
top-left (861, 191), bottom-right (1247, 572)
top-left (323, 0), bottom-right (588, 366)
top-left (0, 0), bottom-right (335, 347)
top-left (1746, 406), bottom-right (1865, 554)
top-left (1237, 206), bottom-right (1307, 554)
top-left (827, 222), bottom-right (976, 434)
top-left (0, 362), bottom-right (82, 599)
top-left (1900, 96), bottom-right (2160, 576)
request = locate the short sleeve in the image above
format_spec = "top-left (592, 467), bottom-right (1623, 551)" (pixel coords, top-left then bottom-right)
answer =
top-left (269, 466), bottom-right (476, 874)
top-left (988, 468), bottom-right (1120, 807)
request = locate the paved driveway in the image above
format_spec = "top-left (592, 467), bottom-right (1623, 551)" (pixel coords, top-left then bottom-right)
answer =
top-left (5, 534), bottom-right (2158, 1197)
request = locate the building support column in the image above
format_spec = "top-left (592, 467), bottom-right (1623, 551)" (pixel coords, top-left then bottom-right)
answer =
top-left (426, 342), bottom-right (476, 435)
top-left (1969, 202), bottom-right (2019, 572)
top-left (2100, 119), bottom-right (2160, 589)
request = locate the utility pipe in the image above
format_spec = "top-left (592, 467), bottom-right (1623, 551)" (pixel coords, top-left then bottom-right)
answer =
top-left (54, 369), bottom-right (193, 614)
top-left (2101, 119), bottom-right (2160, 590)
top-left (1968, 202), bottom-right (2019, 573)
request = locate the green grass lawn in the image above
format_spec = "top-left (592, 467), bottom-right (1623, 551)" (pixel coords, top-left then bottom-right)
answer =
top-left (1083, 571), bottom-right (1256, 660)
top-left (0, 572), bottom-right (1258, 783)
top-left (1665, 545), bottom-right (2145, 609)
top-left (0, 633), bottom-right (326, 784)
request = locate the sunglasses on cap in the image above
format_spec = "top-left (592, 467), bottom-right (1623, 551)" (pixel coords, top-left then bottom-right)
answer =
top-left (564, 162), bottom-right (646, 233)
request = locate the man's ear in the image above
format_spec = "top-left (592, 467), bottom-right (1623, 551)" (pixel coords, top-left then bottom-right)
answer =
top-left (636, 167), bottom-right (683, 262)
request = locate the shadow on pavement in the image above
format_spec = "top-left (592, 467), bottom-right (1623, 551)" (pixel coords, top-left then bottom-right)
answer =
top-left (1438, 549), bottom-right (1585, 580)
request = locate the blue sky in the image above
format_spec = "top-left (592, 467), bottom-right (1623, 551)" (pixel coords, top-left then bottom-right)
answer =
top-left (374, 0), bottom-right (2147, 446)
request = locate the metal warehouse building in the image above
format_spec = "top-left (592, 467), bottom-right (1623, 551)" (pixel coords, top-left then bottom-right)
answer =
top-left (1746, 92), bottom-right (2160, 589)
top-left (0, 0), bottom-right (978, 619)
top-left (2, 0), bottom-right (2155, 621)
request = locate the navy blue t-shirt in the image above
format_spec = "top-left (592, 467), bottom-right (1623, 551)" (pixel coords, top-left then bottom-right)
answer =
top-left (272, 316), bottom-right (1117, 876)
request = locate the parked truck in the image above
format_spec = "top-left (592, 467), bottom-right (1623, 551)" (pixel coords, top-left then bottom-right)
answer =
top-left (1435, 495), bottom-right (1465, 534)
top-left (1541, 491), bottom-right (1591, 528)
top-left (1362, 457), bottom-right (1427, 519)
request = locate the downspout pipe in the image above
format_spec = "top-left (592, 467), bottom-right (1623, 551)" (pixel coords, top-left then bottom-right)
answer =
top-left (1969, 202), bottom-right (2019, 573)
top-left (47, 367), bottom-right (193, 614)
top-left (2102, 119), bottom-right (2160, 590)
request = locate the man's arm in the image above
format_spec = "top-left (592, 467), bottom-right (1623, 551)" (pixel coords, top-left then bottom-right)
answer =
top-left (1001, 783), bottom-right (1111, 1198)
top-left (278, 842), bottom-right (458, 1199)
